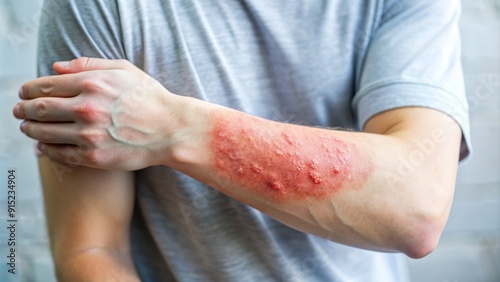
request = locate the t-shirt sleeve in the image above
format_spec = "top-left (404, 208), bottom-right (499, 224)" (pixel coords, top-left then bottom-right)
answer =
top-left (352, 0), bottom-right (471, 161)
top-left (35, 0), bottom-right (126, 156)
top-left (37, 0), bottom-right (126, 77)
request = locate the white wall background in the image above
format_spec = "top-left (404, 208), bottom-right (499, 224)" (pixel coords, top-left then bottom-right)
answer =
top-left (0, 0), bottom-right (498, 281)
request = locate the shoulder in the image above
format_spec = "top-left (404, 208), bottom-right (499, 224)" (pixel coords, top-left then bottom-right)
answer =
top-left (37, 0), bottom-right (126, 76)
top-left (40, 0), bottom-right (120, 28)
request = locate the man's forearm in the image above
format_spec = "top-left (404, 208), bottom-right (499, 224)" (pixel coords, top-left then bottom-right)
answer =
top-left (166, 99), bottom-right (461, 258)
top-left (210, 111), bottom-right (373, 201)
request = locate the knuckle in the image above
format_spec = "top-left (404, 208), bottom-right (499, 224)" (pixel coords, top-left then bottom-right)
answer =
top-left (34, 100), bottom-right (47, 119)
top-left (75, 103), bottom-right (101, 123)
top-left (79, 77), bottom-right (99, 92)
top-left (39, 81), bottom-right (54, 96)
top-left (83, 150), bottom-right (102, 166)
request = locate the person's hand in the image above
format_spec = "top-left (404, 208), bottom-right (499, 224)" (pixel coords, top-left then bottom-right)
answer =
top-left (13, 57), bottom-right (186, 170)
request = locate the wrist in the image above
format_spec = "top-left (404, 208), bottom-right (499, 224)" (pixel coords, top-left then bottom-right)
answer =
top-left (160, 95), bottom-right (216, 169)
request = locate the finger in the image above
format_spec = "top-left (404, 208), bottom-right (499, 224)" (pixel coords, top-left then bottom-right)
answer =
top-left (19, 73), bottom-right (84, 100)
top-left (14, 97), bottom-right (77, 122)
top-left (37, 143), bottom-right (86, 167)
top-left (53, 57), bottom-right (134, 75)
top-left (21, 121), bottom-right (79, 145)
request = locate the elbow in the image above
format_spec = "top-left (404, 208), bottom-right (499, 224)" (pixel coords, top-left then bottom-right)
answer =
top-left (396, 210), bottom-right (446, 259)
top-left (401, 231), bottom-right (439, 259)
top-left (391, 183), bottom-right (452, 258)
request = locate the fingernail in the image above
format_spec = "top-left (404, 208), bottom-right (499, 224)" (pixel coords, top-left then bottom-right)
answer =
top-left (18, 88), bottom-right (25, 99)
top-left (55, 61), bottom-right (70, 68)
top-left (20, 120), bottom-right (26, 132)
top-left (13, 104), bottom-right (20, 117)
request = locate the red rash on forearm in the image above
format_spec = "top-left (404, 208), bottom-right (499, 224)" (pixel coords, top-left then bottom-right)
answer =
top-left (210, 113), bottom-right (374, 202)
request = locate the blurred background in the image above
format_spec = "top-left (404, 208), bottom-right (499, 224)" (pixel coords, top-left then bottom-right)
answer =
top-left (0, 0), bottom-right (499, 281)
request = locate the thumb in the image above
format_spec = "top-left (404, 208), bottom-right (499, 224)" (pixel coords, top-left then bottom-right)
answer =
top-left (53, 57), bottom-right (132, 74)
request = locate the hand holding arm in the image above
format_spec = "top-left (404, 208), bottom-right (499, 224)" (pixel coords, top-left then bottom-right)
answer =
top-left (15, 57), bottom-right (177, 170)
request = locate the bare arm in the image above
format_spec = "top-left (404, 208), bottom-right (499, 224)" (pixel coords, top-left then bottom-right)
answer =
top-left (165, 100), bottom-right (461, 259)
top-left (17, 58), bottom-right (462, 260)
top-left (39, 156), bottom-right (139, 281)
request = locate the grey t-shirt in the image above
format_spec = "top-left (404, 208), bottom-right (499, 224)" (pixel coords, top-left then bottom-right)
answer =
top-left (37, 0), bottom-right (470, 281)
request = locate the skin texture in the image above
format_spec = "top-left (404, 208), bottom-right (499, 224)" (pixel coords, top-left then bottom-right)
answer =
top-left (211, 113), bottom-right (373, 202)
